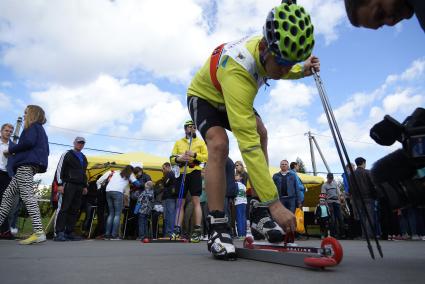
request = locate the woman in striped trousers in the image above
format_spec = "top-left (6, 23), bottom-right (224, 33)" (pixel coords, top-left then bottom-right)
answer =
top-left (0, 105), bottom-right (49, 244)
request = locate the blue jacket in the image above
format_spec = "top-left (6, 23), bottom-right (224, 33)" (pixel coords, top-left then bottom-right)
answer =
top-left (8, 122), bottom-right (49, 174)
top-left (272, 171), bottom-right (303, 204)
top-left (291, 170), bottom-right (305, 203)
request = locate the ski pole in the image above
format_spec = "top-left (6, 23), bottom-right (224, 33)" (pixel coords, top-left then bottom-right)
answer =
top-left (312, 69), bottom-right (383, 259)
top-left (172, 132), bottom-right (194, 235)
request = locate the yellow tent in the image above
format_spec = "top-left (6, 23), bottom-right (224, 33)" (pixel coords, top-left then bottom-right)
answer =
top-left (87, 151), bottom-right (168, 182)
top-left (87, 152), bottom-right (324, 207)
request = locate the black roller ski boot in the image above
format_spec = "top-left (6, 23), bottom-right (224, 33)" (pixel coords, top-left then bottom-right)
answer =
top-left (250, 199), bottom-right (285, 243)
top-left (207, 211), bottom-right (236, 260)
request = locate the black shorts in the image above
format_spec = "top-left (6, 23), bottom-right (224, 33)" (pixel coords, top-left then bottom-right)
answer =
top-left (187, 96), bottom-right (261, 139)
top-left (175, 169), bottom-right (202, 198)
top-left (187, 96), bottom-right (230, 139)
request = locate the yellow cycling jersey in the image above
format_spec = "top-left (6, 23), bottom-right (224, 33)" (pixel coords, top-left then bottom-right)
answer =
top-left (170, 136), bottom-right (208, 174)
top-left (187, 35), bottom-right (304, 205)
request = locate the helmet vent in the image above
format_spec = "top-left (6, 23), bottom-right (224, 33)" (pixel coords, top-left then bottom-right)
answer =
top-left (266, 21), bottom-right (272, 29)
top-left (278, 11), bottom-right (286, 19)
top-left (299, 35), bottom-right (305, 45)
top-left (289, 15), bottom-right (296, 24)
top-left (295, 9), bottom-right (301, 18)
top-left (284, 36), bottom-right (290, 47)
top-left (306, 27), bottom-right (311, 38)
top-left (274, 20), bottom-right (279, 29)
top-left (297, 49), bottom-right (303, 58)
top-left (291, 42), bottom-right (296, 52)
top-left (267, 31), bottom-right (273, 40)
top-left (290, 26), bottom-right (297, 36)
top-left (299, 20), bottom-right (305, 30)
top-left (282, 21), bottom-right (289, 31)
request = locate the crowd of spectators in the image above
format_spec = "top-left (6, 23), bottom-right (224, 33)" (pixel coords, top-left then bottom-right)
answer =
top-left (1, 114), bottom-right (424, 244)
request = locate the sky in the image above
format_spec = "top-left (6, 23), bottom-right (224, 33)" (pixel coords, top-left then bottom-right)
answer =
top-left (0, 0), bottom-right (424, 184)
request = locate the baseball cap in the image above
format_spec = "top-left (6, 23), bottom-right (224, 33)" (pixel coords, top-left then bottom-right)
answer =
top-left (74, 136), bottom-right (86, 143)
top-left (327, 173), bottom-right (334, 179)
top-left (130, 162), bottom-right (143, 169)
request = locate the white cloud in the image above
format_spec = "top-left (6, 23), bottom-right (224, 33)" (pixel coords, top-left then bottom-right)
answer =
top-left (385, 58), bottom-right (425, 85)
top-left (0, 0), bottom-right (210, 85)
top-left (301, 0), bottom-right (346, 45)
top-left (382, 89), bottom-right (425, 114)
top-left (30, 74), bottom-right (187, 141)
top-left (263, 80), bottom-right (316, 116)
top-left (0, 0), bottom-right (346, 86)
top-left (0, 92), bottom-right (12, 109)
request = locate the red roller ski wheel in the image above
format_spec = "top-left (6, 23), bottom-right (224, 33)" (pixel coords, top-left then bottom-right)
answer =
top-left (142, 238), bottom-right (150, 243)
top-left (321, 237), bottom-right (343, 264)
top-left (243, 236), bottom-right (255, 249)
top-left (304, 257), bottom-right (337, 268)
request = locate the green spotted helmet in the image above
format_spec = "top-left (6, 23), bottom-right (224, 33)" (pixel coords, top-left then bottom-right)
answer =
top-left (184, 120), bottom-right (195, 128)
top-left (263, 2), bottom-right (315, 65)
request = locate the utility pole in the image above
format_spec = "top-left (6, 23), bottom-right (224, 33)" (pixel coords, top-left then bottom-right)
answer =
top-left (306, 131), bottom-right (331, 175)
top-left (307, 131), bottom-right (317, 175)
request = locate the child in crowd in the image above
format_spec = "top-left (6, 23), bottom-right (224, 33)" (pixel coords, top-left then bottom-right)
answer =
top-left (136, 181), bottom-right (154, 240)
top-left (315, 193), bottom-right (331, 239)
top-left (234, 173), bottom-right (247, 238)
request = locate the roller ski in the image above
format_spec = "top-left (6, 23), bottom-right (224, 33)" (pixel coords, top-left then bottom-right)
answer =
top-left (142, 226), bottom-right (189, 243)
top-left (207, 211), bottom-right (236, 260)
top-left (237, 234), bottom-right (343, 269)
top-left (153, 226), bottom-right (188, 243)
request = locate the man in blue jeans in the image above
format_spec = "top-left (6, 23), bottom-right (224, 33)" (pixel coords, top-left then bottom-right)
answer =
top-left (272, 159), bottom-right (303, 213)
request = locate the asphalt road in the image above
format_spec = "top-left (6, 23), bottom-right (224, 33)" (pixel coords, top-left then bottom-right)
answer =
top-left (1, 239), bottom-right (424, 284)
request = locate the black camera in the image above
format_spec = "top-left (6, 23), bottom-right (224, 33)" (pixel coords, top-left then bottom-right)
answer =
top-left (370, 107), bottom-right (425, 209)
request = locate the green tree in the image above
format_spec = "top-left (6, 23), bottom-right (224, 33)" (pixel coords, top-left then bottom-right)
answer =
top-left (295, 157), bottom-right (307, 173)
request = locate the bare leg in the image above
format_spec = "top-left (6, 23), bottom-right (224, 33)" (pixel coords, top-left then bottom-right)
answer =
top-left (204, 126), bottom-right (229, 212)
top-left (192, 196), bottom-right (202, 226)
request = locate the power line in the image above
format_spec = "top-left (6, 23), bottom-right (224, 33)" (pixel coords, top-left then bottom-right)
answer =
top-left (311, 133), bottom-right (376, 145)
top-left (46, 124), bottom-right (177, 143)
top-left (48, 142), bottom-right (123, 154)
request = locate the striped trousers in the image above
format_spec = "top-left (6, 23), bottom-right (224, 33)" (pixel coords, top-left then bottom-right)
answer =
top-left (0, 166), bottom-right (43, 232)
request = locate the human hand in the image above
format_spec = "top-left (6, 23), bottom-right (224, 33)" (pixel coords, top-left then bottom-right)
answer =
top-left (57, 186), bottom-right (64, 194)
top-left (82, 187), bottom-right (88, 195)
top-left (303, 55), bottom-right (320, 76)
top-left (185, 150), bottom-right (196, 158)
top-left (177, 154), bottom-right (191, 163)
top-left (268, 200), bottom-right (296, 233)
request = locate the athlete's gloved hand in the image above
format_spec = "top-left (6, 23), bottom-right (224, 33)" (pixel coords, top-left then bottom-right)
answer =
top-left (268, 200), bottom-right (296, 234)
